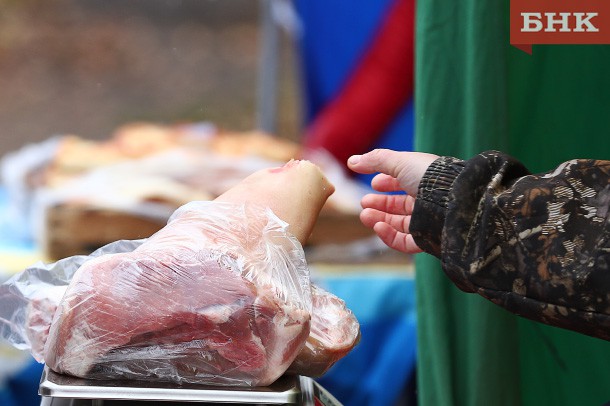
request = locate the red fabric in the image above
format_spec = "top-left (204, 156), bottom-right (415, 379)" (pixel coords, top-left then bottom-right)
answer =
top-left (303, 0), bottom-right (415, 166)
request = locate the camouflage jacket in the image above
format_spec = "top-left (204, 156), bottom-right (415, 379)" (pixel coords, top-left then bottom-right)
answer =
top-left (410, 150), bottom-right (610, 340)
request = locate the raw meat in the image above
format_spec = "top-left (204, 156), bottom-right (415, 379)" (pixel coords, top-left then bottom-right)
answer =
top-left (287, 284), bottom-right (361, 377)
top-left (214, 159), bottom-right (334, 244)
top-left (43, 160), bottom-right (335, 386)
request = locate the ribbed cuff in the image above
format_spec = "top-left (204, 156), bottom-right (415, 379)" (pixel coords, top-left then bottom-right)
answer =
top-left (411, 156), bottom-right (465, 257)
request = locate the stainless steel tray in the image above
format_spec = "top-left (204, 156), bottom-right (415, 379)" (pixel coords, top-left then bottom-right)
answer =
top-left (38, 366), bottom-right (302, 404)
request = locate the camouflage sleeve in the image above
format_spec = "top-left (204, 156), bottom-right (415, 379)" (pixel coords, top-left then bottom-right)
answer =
top-left (410, 150), bottom-right (610, 341)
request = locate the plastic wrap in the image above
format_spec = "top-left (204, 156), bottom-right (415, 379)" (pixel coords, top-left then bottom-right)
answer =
top-left (0, 238), bottom-right (143, 363)
top-left (1, 200), bottom-right (360, 387)
top-left (0, 136), bottom-right (61, 243)
top-left (2, 202), bottom-right (314, 387)
top-left (287, 284), bottom-right (361, 377)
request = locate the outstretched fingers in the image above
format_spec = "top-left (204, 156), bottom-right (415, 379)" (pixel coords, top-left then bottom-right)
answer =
top-left (360, 193), bottom-right (415, 216)
top-left (372, 222), bottom-right (423, 254)
top-left (359, 193), bottom-right (422, 254)
top-left (370, 173), bottom-right (402, 193)
top-left (348, 148), bottom-right (439, 255)
top-left (360, 208), bottom-right (412, 232)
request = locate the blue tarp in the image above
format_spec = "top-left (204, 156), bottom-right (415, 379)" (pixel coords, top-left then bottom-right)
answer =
top-left (0, 361), bottom-right (43, 406)
top-left (315, 273), bottom-right (417, 406)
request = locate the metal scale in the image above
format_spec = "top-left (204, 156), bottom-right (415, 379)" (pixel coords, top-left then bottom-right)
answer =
top-left (39, 366), bottom-right (342, 406)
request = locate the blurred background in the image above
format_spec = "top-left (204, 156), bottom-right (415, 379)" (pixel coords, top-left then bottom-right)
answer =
top-left (0, 0), bottom-right (300, 156)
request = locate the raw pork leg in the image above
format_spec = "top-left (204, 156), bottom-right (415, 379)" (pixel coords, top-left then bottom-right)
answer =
top-left (43, 160), bottom-right (334, 386)
top-left (287, 284), bottom-right (361, 377)
top-left (214, 159), bottom-right (334, 243)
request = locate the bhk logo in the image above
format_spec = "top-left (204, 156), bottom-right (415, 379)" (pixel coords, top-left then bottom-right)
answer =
top-left (510, 0), bottom-right (610, 54)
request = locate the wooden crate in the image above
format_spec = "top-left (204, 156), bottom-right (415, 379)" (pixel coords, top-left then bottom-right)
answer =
top-left (44, 204), bottom-right (166, 260)
top-left (43, 204), bottom-right (375, 261)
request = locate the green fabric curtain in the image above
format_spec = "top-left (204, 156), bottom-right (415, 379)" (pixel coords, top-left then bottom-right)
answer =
top-left (509, 46), bottom-right (610, 406)
top-left (415, 0), bottom-right (610, 405)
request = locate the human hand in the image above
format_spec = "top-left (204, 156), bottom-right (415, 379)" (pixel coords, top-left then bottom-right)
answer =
top-left (347, 149), bottom-right (438, 253)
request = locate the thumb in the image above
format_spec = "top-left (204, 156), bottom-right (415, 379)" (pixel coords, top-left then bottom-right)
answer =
top-left (348, 149), bottom-right (407, 177)
top-left (348, 149), bottom-right (438, 196)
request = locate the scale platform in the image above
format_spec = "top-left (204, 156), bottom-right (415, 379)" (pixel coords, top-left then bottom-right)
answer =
top-left (39, 366), bottom-right (341, 405)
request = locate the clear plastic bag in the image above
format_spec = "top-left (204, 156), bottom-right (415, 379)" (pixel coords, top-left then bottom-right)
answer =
top-left (0, 238), bottom-right (143, 363)
top-left (1, 202), bottom-right (313, 387)
top-left (287, 284), bottom-right (361, 377)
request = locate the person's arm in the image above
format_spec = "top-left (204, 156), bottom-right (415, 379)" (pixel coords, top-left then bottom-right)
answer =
top-left (411, 151), bottom-right (610, 340)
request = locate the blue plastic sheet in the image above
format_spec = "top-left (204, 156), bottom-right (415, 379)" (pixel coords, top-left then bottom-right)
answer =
top-left (315, 272), bottom-right (417, 406)
top-left (0, 361), bottom-right (43, 406)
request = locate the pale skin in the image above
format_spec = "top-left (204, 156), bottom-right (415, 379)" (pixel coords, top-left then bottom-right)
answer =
top-left (347, 149), bottom-right (439, 254)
